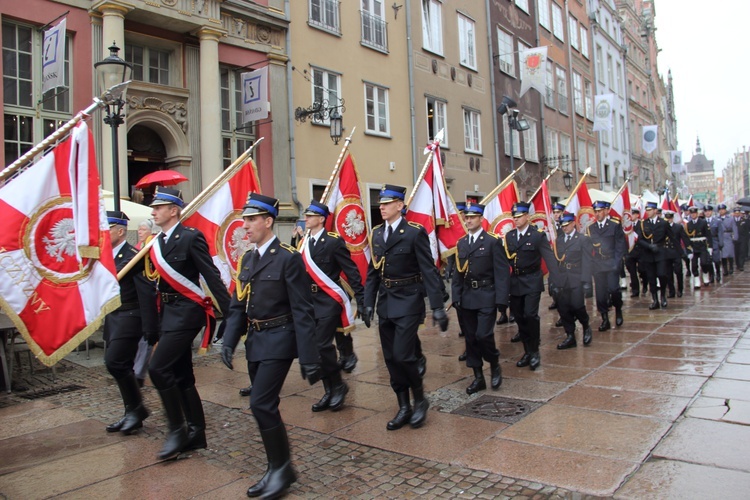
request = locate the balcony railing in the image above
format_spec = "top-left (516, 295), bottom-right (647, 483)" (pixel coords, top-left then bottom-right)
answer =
top-left (361, 10), bottom-right (388, 52)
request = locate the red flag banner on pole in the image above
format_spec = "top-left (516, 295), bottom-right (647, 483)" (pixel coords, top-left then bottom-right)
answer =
top-left (482, 180), bottom-right (519, 237)
top-left (405, 141), bottom-right (466, 267)
top-left (528, 179), bottom-right (557, 274)
top-left (183, 158), bottom-right (261, 291)
top-left (324, 153), bottom-right (370, 285)
top-left (0, 122), bottom-right (121, 366)
top-left (610, 182), bottom-right (636, 251)
top-left (564, 172), bottom-right (594, 232)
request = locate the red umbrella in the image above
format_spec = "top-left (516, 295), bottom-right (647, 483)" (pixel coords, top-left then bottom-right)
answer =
top-left (135, 169), bottom-right (188, 188)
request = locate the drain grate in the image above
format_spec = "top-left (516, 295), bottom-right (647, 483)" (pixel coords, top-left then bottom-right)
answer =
top-left (19, 384), bottom-right (86, 400)
top-left (451, 395), bottom-right (541, 424)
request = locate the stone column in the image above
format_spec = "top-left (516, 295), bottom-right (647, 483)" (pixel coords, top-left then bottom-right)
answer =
top-left (196, 27), bottom-right (226, 190)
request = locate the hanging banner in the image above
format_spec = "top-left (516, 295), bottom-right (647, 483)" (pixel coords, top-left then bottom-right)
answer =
top-left (592, 94), bottom-right (614, 132)
top-left (241, 66), bottom-right (269, 124)
top-left (642, 125), bottom-right (658, 154)
top-left (519, 46), bottom-right (548, 97)
top-left (42, 18), bottom-right (67, 94)
top-left (670, 150), bottom-right (684, 175)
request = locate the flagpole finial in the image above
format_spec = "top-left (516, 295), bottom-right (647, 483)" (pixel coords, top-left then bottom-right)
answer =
top-left (584, 167), bottom-right (591, 175)
top-left (435, 129), bottom-right (445, 144)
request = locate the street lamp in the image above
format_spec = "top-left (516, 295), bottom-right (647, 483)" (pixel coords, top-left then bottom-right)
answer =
top-left (497, 96), bottom-right (530, 175)
top-left (94, 42), bottom-right (132, 212)
top-left (329, 109), bottom-right (343, 145)
top-left (563, 171), bottom-right (573, 190)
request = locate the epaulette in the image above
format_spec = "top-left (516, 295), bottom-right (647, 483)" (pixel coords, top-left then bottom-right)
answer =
top-left (408, 221), bottom-right (423, 229)
top-left (327, 231), bottom-right (340, 238)
top-left (611, 217), bottom-right (621, 224)
top-left (128, 247), bottom-right (138, 254)
top-left (486, 232), bottom-right (500, 239)
top-left (187, 227), bottom-right (196, 231)
top-left (537, 226), bottom-right (545, 233)
top-left (373, 223), bottom-right (383, 230)
top-left (279, 242), bottom-right (297, 253)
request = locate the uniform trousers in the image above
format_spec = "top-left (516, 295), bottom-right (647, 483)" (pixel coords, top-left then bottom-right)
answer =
top-left (593, 270), bottom-right (622, 313)
top-left (314, 314), bottom-right (342, 379)
top-left (378, 314), bottom-right (422, 393)
top-left (691, 249), bottom-right (711, 276)
top-left (735, 240), bottom-right (746, 270)
top-left (510, 292), bottom-right (541, 353)
top-left (247, 359), bottom-right (292, 431)
top-left (105, 335), bottom-right (141, 380)
top-left (625, 256), bottom-right (647, 294)
top-left (557, 285), bottom-right (589, 335)
top-left (148, 327), bottom-right (201, 390)
top-left (642, 260), bottom-right (668, 293)
top-left (665, 255), bottom-right (684, 294)
top-left (460, 307), bottom-right (499, 368)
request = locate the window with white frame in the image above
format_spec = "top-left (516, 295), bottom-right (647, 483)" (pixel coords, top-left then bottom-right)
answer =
top-left (361, 0), bottom-right (387, 51)
top-left (311, 66), bottom-right (342, 125)
top-left (559, 133), bottom-right (571, 169)
top-left (612, 116), bottom-right (619, 150)
top-left (546, 128), bottom-right (559, 167)
top-left (620, 115), bottom-right (627, 151)
top-left (221, 67), bottom-right (255, 169)
top-left (538, 0), bottom-right (551, 31)
top-left (545, 60), bottom-right (555, 107)
top-left (497, 29), bottom-right (514, 76)
top-left (463, 108), bottom-right (481, 154)
top-left (601, 128), bottom-right (609, 146)
top-left (551, 3), bottom-right (565, 41)
top-left (309, 0), bottom-right (340, 33)
top-left (607, 54), bottom-right (614, 90)
top-left (364, 82), bottom-right (389, 136)
top-left (523, 118), bottom-right (539, 162)
top-left (125, 43), bottom-right (170, 85)
top-left (421, 0), bottom-right (443, 55)
top-left (584, 79), bottom-right (594, 120)
top-left (515, 0), bottom-right (530, 13)
top-left (572, 71), bottom-right (583, 116)
top-left (616, 61), bottom-right (623, 95)
top-left (587, 142), bottom-right (597, 174)
top-left (502, 118), bottom-right (521, 158)
top-left (458, 14), bottom-right (476, 70)
top-left (556, 66), bottom-right (568, 114)
top-left (596, 44), bottom-right (604, 82)
top-left (426, 96), bottom-right (448, 146)
top-left (569, 16), bottom-right (579, 50)
top-left (3, 21), bottom-right (71, 167)
top-left (577, 138), bottom-right (587, 170)
top-left (580, 25), bottom-right (589, 58)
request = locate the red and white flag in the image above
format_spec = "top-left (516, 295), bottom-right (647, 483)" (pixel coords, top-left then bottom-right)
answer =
top-left (687, 195), bottom-right (694, 208)
top-left (0, 122), bottom-right (120, 366)
top-left (611, 182), bottom-right (637, 250)
top-left (528, 179), bottom-right (557, 245)
top-left (482, 180), bottom-right (519, 238)
top-left (183, 158), bottom-right (260, 290)
top-left (324, 153), bottom-right (369, 285)
top-left (405, 141), bottom-right (466, 267)
top-left (565, 180), bottom-right (594, 232)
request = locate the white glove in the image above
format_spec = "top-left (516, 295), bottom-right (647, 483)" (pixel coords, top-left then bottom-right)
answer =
top-left (688, 253), bottom-right (694, 261)
top-left (708, 248), bottom-right (713, 256)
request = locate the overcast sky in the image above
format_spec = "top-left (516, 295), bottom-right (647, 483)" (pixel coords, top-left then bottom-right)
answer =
top-left (655, 1), bottom-right (749, 175)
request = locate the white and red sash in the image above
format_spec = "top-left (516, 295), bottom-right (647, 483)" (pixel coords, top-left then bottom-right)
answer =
top-left (300, 235), bottom-right (355, 332)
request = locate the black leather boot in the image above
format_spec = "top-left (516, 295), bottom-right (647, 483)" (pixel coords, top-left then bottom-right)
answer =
top-left (557, 334), bottom-right (577, 350)
top-left (598, 313), bottom-right (611, 331)
top-left (555, 317), bottom-right (564, 327)
top-left (529, 351), bottom-right (541, 371)
top-left (496, 312), bottom-right (509, 325)
top-left (180, 385), bottom-right (207, 451)
top-left (649, 292), bottom-right (660, 310)
top-left (458, 351), bottom-right (467, 361)
top-left (490, 361), bottom-right (502, 389)
top-left (386, 391), bottom-right (412, 431)
top-left (417, 355), bottom-right (427, 378)
top-left (337, 333), bottom-right (358, 373)
top-left (327, 372), bottom-right (349, 412)
top-left (466, 367), bottom-right (486, 395)
top-left (107, 374), bottom-right (148, 435)
top-left (311, 378), bottom-right (332, 412)
top-left (157, 386), bottom-right (188, 460)
top-left (582, 324), bottom-right (593, 345)
top-left (409, 385), bottom-right (429, 428)
top-left (615, 308), bottom-right (624, 327)
top-left (660, 290), bottom-right (668, 308)
top-left (516, 353), bottom-right (531, 367)
top-left (247, 424), bottom-right (297, 498)
top-left (510, 331), bottom-right (522, 342)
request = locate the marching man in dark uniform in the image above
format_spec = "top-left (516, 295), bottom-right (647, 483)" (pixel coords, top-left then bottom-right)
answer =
top-left (705, 205), bottom-right (724, 284)
top-left (301, 200), bottom-right (365, 413)
top-left (634, 201), bottom-right (670, 309)
top-left (147, 187), bottom-right (231, 460)
top-left (734, 207), bottom-right (749, 272)
top-left (451, 203), bottom-right (509, 394)
top-left (363, 185), bottom-right (448, 431)
top-left (625, 208), bottom-right (647, 297)
top-left (103, 211), bottom-right (158, 435)
top-left (220, 193), bottom-right (321, 499)
top-left (553, 212), bottom-right (593, 349)
top-left (718, 204), bottom-right (738, 275)
top-left (586, 200), bottom-right (627, 330)
top-left (663, 210), bottom-right (690, 297)
top-left (504, 202), bottom-right (560, 370)
top-left (685, 206), bottom-right (712, 288)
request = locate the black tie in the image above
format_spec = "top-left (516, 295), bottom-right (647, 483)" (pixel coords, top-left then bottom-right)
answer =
top-left (565, 234), bottom-right (570, 243)
top-left (386, 225), bottom-right (393, 242)
top-left (251, 249), bottom-right (260, 269)
top-left (469, 234), bottom-right (475, 247)
top-left (160, 233), bottom-right (167, 248)
top-left (309, 236), bottom-right (316, 250)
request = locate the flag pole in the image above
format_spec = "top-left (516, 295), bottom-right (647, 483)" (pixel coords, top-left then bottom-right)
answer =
top-left (479, 162), bottom-right (527, 205)
top-left (563, 167), bottom-right (591, 206)
top-left (406, 129), bottom-right (444, 207)
top-left (318, 127), bottom-right (357, 205)
top-left (117, 138), bottom-right (264, 281)
top-left (611, 177), bottom-right (631, 202)
top-left (0, 83), bottom-right (130, 182)
top-left (527, 165), bottom-right (561, 201)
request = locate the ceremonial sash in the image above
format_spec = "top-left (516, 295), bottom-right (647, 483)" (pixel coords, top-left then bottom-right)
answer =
top-left (150, 235), bottom-right (215, 345)
top-left (300, 236), bottom-right (355, 332)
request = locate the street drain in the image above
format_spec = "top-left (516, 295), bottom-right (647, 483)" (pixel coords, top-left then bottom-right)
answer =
top-left (19, 384), bottom-right (86, 400)
top-left (451, 395), bottom-right (541, 424)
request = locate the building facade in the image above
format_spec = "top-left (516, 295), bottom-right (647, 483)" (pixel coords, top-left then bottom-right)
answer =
top-left (686, 138), bottom-right (717, 204)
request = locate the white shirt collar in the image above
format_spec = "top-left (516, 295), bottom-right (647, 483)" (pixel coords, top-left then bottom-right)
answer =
top-left (112, 240), bottom-right (127, 257)
top-left (162, 223), bottom-right (178, 242)
top-left (310, 228), bottom-right (325, 243)
top-left (256, 235), bottom-right (277, 257)
top-left (387, 216), bottom-right (403, 233)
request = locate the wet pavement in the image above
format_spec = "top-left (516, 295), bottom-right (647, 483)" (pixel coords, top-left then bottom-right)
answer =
top-left (2, 272), bottom-right (750, 498)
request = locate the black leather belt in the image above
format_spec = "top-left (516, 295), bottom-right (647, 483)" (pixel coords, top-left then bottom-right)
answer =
top-left (248, 313), bottom-right (293, 331)
top-left (383, 275), bottom-right (422, 288)
top-left (160, 292), bottom-right (182, 304)
top-left (117, 301), bottom-right (139, 311)
top-left (469, 278), bottom-right (493, 289)
top-left (560, 262), bottom-right (580, 270)
top-left (512, 266), bottom-right (540, 276)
